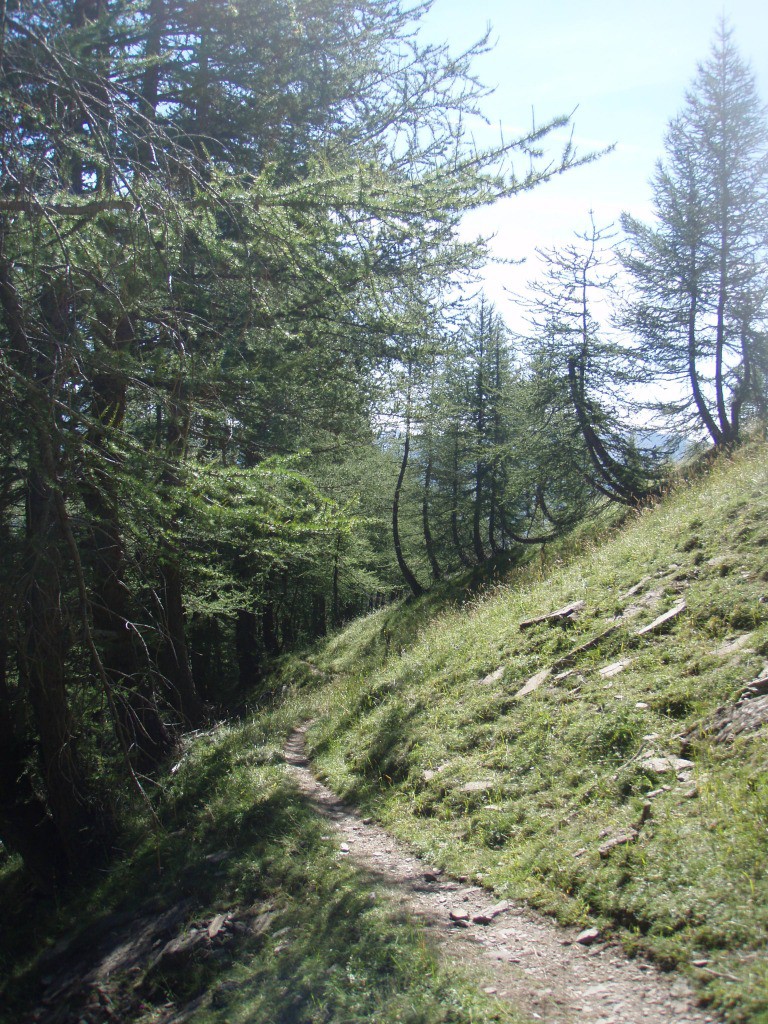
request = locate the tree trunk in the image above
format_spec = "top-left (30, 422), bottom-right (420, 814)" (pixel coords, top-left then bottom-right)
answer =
top-left (472, 462), bottom-right (486, 563)
top-left (24, 460), bottom-right (107, 868)
top-left (422, 452), bottom-right (442, 581)
top-left (82, 324), bottom-right (172, 768)
top-left (450, 426), bottom-right (471, 568)
top-left (0, 583), bottom-right (66, 894)
top-left (392, 417), bottom-right (423, 598)
top-left (311, 594), bottom-right (327, 638)
top-left (262, 600), bottom-right (280, 656)
top-left (235, 609), bottom-right (260, 687)
top-left (686, 290), bottom-right (724, 445)
top-left (157, 384), bottom-right (205, 729)
top-left (2, 264), bottom-right (110, 877)
top-left (158, 561), bottom-right (206, 728)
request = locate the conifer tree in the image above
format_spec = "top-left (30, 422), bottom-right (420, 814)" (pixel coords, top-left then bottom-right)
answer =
top-left (621, 22), bottom-right (768, 446)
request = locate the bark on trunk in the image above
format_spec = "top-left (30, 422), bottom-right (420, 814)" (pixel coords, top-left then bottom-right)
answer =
top-left (158, 561), bottom-right (205, 728)
top-left (235, 609), bottom-right (260, 687)
top-left (422, 453), bottom-right (442, 581)
top-left (450, 427), bottom-right (471, 568)
top-left (392, 419), bottom-right (423, 598)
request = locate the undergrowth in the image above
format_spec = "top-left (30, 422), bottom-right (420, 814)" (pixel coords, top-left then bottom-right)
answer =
top-left (0, 708), bottom-right (519, 1024)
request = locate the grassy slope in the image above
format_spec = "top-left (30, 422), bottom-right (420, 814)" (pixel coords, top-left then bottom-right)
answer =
top-left (284, 441), bottom-right (768, 1023)
top-left (2, 442), bottom-right (766, 1024)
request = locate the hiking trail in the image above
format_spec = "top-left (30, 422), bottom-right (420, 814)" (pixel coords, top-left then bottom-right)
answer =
top-left (285, 724), bottom-right (718, 1024)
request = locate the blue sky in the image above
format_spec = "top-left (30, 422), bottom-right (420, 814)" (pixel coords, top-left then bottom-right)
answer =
top-left (416, 0), bottom-right (768, 327)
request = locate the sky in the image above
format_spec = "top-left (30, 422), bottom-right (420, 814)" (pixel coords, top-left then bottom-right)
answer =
top-left (417, 0), bottom-right (768, 330)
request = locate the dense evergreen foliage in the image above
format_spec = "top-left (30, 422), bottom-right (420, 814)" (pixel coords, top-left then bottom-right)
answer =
top-left (0, 0), bottom-right (582, 888)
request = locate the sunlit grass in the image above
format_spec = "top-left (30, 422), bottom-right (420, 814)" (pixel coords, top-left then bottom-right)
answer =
top-left (292, 439), bottom-right (768, 1023)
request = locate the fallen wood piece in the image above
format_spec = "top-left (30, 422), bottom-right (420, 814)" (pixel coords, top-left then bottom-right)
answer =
top-left (515, 668), bottom-right (551, 698)
top-left (740, 666), bottom-right (768, 699)
top-left (486, 900), bottom-right (511, 918)
top-left (713, 633), bottom-right (755, 657)
top-left (680, 666), bottom-right (768, 750)
top-left (698, 966), bottom-right (741, 983)
top-left (598, 830), bottom-right (638, 857)
top-left (635, 599), bottom-right (686, 637)
top-left (551, 624), bottom-right (620, 671)
top-left (686, 695), bottom-right (768, 746)
top-left (618, 577), bottom-right (652, 601)
top-left (519, 600), bottom-right (585, 630)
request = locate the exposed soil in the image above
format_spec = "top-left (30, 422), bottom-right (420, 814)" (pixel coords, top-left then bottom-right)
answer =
top-left (285, 725), bottom-right (719, 1024)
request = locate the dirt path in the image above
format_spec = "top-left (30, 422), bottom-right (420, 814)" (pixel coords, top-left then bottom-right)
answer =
top-left (285, 725), bottom-right (718, 1024)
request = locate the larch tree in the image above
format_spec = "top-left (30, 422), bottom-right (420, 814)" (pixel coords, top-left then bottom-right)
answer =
top-left (621, 21), bottom-right (768, 446)
top-left (523, 220), bottom-right (664, 505)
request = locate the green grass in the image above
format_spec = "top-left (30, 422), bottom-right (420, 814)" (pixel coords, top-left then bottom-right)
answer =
top-left (4, 440), bottom-right (768, 1024)
top-left (0, 707), bottom-right (522, 1024)
top-left (282, 439), bottom-right (768, 1023)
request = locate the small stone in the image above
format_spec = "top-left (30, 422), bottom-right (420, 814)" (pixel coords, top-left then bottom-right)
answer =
top-left (576, 927), bottom-right (602, 946)
top-left (423, 870), bottom-right (442, 882)
top-left (692, 958), bottom-right (709, 967)
top-left (449, 908), bottom-right (470, 922)
top-left (573, 847), bottom-right (587, 858)
top-left (483, 986), bottom-right (497, 995)
top-left (460, 780), bottom-right (495, 793)
top-left (361, 817), bottom-right (373, 824)
top-left (340, 842), bottom-right (350, 853)
top-left (635, 701), bottom-right (649, 709)
top-left (640, 756), bottom-right (692, 774)
top-left (599, 659), bottom-right (632, 679)
top-left (207, 913), bottom-right (227, 939)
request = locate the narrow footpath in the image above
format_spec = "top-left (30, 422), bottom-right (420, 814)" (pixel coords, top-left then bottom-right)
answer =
top-left (285, 725), bottom-right (719, 1024)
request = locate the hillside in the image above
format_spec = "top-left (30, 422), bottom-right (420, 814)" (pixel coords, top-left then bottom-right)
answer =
top-left (289, 440), bottom-right (768, 1021)
top-left (2, 441), bottom-right (767, 1024)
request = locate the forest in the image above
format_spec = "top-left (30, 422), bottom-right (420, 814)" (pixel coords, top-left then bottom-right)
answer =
top-left (0, 0), bottom-right (767, 900)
